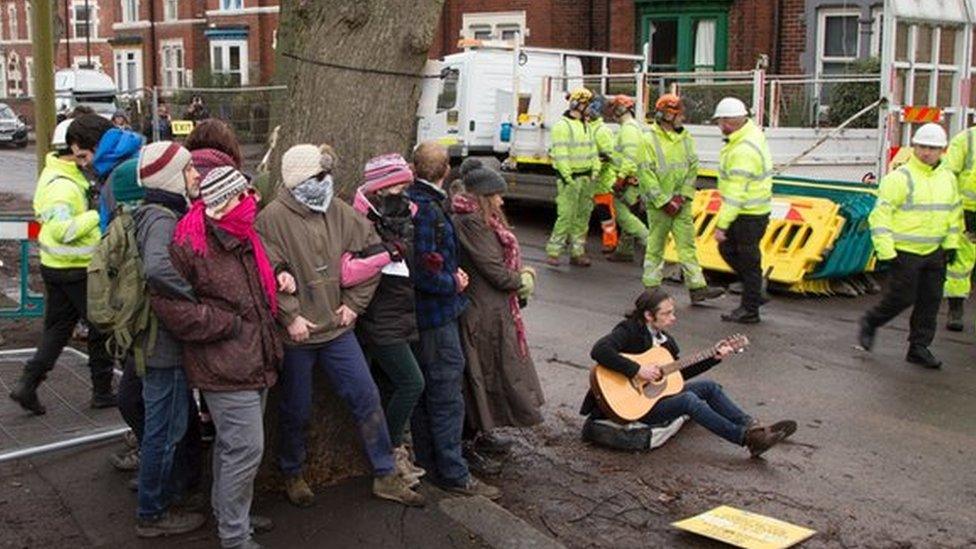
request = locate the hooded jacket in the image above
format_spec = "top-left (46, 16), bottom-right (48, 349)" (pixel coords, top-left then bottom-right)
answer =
top-left (92, 128), bottom-right (144, 231)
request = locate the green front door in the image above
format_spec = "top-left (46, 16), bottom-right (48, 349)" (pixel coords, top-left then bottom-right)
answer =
top-left (637, 1), bottom-right (730, 73)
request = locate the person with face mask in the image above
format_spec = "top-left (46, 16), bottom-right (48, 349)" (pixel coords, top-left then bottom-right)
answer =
top-left (341, 153), bottom-right (427, 491)
top-left (255, 145), bottom-right (425, 508)
top-left (152, 166), bottom-right (286, 549)
top-left (642, 94), bottom-right (724, 304)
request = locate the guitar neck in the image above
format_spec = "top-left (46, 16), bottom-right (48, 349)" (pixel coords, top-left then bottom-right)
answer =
top-left (660, 348), bottom-right (715, 376)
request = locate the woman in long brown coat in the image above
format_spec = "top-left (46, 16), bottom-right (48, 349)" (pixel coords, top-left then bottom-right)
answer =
top-left (451, 158), bottom-right (544, 464)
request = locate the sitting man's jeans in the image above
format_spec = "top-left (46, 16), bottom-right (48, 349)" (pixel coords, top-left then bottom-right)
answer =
top-left (137, 366), bottom-right (192, 520)
top-left (642, 379), bottom-right (753, 445)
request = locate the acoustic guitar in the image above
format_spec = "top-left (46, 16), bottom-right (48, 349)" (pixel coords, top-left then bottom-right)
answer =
top-left (589, 334), bottom-right (750, 423)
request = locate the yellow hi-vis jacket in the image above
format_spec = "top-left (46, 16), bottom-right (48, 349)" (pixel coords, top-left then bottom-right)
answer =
top-left (869, 153), bottom-right (963, 260)
top-left (643, 122), bottom-right (699, 209)
top-left (941, 126), bottom-right (976, 211)
top-left (549, 115), bottom-right (598, 182)
top-left (32, 152), bottom-right (101, 269)
top-left (716, 119), bottom-right (773, 229)
top-left (613, 118), bottom-right (645, 182)
top-left (589, 117), bottom-right (617, 194)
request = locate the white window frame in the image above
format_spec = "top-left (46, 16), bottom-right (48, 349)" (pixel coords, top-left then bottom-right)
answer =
top-left (161, 39), bottom-right (185, 89)
top-left (72, 1), bottom-right (99, 39)
top-left (25, 57), bottom-right (33, 97)
top-left (816, 8), bottom-right (861, 77)
top-left (120, 0), bottom-right (139, 23)
top-left (114, 49), bottom-right (143, 95)
top-left (870, 7), bottom-right (883, 58)
top-left (163, 0), bottom-right (178, 21)
top-left (7, 52), bottom-right (22, 96)
top-left (210, 39), bottom-right (249, 86)
top-left (219, 0), bottom-right (243, 11)
top-left (461, 11), bottom-right (528, 43)
top-left (892, 21), bottom-right (964, 137)
top-left (25, 2), bottom-right (31, 41)
top-left (8, 4), bottom-right (18, 41)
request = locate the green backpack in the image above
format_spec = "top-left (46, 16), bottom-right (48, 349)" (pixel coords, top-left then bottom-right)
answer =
top-left (87, 205), bottom-right (173, 374)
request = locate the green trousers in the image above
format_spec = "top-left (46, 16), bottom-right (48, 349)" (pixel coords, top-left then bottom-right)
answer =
top-left (944, 231), bottom-right (975, 298)
top-left (613, 186), bottom-right (649, 255)
top-left (547, 175), bottom-right (592, 258)
top-left (642, 201), bottom-right (707, 289)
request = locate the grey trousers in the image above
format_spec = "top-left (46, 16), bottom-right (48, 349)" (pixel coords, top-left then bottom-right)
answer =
top-left (203, 389), bottom-right (265, 548)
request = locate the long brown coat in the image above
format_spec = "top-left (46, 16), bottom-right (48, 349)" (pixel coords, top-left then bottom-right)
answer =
top-left (452, 210), bottom-right (544, 431)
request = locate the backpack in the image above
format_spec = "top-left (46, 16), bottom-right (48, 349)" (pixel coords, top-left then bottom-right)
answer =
top-left (87, 205), bottom-right (173, 374)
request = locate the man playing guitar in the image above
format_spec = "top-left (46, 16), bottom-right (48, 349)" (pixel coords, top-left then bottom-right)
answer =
top-left (581, 289), bottom-right (796, 457)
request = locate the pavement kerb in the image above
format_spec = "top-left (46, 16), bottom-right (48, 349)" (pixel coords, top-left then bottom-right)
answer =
top-left (438, 495), bottom-right (566, 549)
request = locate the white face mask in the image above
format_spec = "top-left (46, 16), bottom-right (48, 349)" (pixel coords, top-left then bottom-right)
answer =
top-left (291, 173), bottom-right (334, 213)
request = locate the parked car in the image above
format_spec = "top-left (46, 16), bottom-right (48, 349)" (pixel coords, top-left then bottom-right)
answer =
top-left (0, 103), bottom-right (28, 148)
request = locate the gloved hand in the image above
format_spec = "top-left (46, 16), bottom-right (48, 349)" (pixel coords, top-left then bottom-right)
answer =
top-left (661, 195), bottom-right (685, 217)
top-left (517, 267), bottom-right (536, 302)
top-left (944, 249), bottom-right (958, 266)
top-left (382, 239), bottom-right (407, 262)
top-left (875, 254), bottom-right (897, 271)
top-left (612, 176), bottom-right (637, 193)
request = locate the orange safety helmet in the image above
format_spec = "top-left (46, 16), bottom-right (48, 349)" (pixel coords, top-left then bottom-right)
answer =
top-left (609, 94), bottom-right (636, 111)
top-left (655, 93), bottom-right (684, 116)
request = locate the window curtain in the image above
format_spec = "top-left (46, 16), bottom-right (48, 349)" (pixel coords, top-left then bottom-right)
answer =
top-left (695, 20), bottom-right (716, 83)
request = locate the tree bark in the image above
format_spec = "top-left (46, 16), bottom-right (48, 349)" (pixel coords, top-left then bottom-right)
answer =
top-left (258, 0), bottom-right (445, 491)
top-left (270, 0), bottom-right (446, 196)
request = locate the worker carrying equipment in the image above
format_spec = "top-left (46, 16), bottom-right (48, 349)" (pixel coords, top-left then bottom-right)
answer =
top-left (587, 96), bottom-right (619, 253)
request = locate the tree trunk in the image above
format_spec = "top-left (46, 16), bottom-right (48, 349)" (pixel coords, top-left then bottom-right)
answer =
top-left (258, 0), bottom-right (445, 491)
top-left (270, 0), bottom-right (446, 196)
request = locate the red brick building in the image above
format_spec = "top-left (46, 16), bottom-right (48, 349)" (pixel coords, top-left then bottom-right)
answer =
top-left (0, 0), bottom-right (279, 100)
top-left (431, 0), bottom-right (808, 76)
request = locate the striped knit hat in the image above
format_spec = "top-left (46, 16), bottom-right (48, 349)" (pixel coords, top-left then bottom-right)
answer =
top-left (200, 165), bottom-right (250, 215)
top-left (362, 153), bottom-right (413, 194)
top-left (138, 141), bottom-right (192, 196)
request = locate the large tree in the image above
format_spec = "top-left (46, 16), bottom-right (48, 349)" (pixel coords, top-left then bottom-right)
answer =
top-left (259, 0), bottom-right (446, 489)
top-left (270, 0), bottom-right (446, 195)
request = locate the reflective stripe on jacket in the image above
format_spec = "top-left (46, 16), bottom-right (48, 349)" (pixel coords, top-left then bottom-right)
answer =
top-left (942, 127), bottom-right (976, 211)
top-left (642, 122), bottom-right (699, 208)
top-left (716, 120), bottom-right (773, 229)
top-left (549, 115), bottom-right (598, 181)
top-left (31, 152), bottom-right (101, 269)
top-left (869, 153), bottom-right (963, 259)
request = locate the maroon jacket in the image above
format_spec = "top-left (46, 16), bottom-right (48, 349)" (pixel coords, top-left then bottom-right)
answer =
top-left (153, 222), bottom-right (282, 391)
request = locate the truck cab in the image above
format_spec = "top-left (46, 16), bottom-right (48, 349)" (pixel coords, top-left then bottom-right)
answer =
top-left (54, 69), bottom-right (119, 120)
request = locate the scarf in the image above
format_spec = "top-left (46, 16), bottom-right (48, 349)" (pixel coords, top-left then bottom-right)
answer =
top-left (174, 196), bottom-right (277, 315)
top-left (144, 188), bottom-right (188, 216)
top-left (451, 193), bottom-right (529, 358)
top-left (291, 174), bottom-right (334, 213)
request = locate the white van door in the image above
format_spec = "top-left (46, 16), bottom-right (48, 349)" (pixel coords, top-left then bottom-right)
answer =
top-left (416, 63), bottom-right (464, 153)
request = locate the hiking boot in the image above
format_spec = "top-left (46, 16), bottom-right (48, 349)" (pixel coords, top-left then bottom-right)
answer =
top-left (570, 255), bottom-right (592, 267)
top-left (689, 286), bottom-right (725, 305)
top-left (605, 251), bottom-right (634, 263)
top-left (445, 476), bottom-right (502, 500)
top-left (109, 447), bottom-right (140, 472)
top-left (463, 445), bottom-right (502, 476)
top-left (906, 345), bottom-right (942, 369)
top-left (284, 475), bottom-right (315, 508)
top-left (250, 514), bottom-right (274, 534)
top-left (769, 420), bottom-right (798, 440)
top-left (721, 307), bottom-right (760, 324)
top-left (474, 431), bottom-right (514, 457)
top-left (743, 425), bottom-right (788, 458)
top-left (545, 255), bottom-right (561, 266)
top-left (372, 474), bottom-right (425, 507)
top-left (135, 510), bottom-right (206, 538)
top-left (9, 372), bottom-right (47, 415)
top-left (394, 445), bottom-right (425, 488)
top-left (857, 317), bottom-right (875, 352)
top-left (946, 298), bottom-right (965, 332)
top-left (90, 391), bottom-right (117, 409)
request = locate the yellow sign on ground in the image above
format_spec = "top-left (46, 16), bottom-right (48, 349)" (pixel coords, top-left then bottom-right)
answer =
top-left (672, 505), bottom-right (816, 549)
top-left (171, 120), bottom-right (195, 136)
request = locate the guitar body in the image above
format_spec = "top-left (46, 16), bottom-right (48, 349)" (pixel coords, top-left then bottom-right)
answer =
top-left (590, 346), bottom-right (686, 423)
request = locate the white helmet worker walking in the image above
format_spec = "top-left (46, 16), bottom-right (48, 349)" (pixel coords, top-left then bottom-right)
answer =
top-left (911, 122), bottom-right (948, 148)
top-left (712, 97), bottom-right (749, 119)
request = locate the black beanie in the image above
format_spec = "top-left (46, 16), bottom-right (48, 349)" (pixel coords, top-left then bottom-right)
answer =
top-left (460, 158), bottom-right (507, 196)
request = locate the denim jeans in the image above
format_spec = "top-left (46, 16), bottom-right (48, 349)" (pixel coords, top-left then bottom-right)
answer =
top-left (642, 379), bottom-right (752, 445)
top-left (410, 322), bottom-right (470, 486)
top-left (277, 330), bottom-right (395, 477)
top-left (137, 366), bottom-right (190, 520)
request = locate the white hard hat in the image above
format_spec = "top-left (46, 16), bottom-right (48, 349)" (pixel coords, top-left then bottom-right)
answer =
top-left (712, 97), bottom-right (749, 119)
top-left (911, 122), bottom-right (948, 148)
top-left (51, 119), bottom-right (73, 151)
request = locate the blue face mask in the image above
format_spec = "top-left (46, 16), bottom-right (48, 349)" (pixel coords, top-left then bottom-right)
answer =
top-left (292, 174), bottom-right (334, 213)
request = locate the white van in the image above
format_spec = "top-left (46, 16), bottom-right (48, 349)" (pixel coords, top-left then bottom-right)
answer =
top-left (417, 45), bottom-right (585, 159)
top-left (55, 69), bottom-right (119, 119)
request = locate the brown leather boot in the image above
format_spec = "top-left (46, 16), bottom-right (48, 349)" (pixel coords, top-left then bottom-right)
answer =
top-left (570, 255), bottom-right (592, 267)
top-left (284, 475), bottom-right (315, 508)
top-left (743, 425), bottom-right (788, 458)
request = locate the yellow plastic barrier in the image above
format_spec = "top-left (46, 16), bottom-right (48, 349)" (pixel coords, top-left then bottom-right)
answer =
top-left (663, 189), bottom-right (846, 285)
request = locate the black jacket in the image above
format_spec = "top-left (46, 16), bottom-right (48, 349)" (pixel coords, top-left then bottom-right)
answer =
top-left (580, 318), bottom-right (720, 417)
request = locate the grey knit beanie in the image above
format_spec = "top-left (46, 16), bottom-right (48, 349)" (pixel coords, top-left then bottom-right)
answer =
top-left (460, 158), bottom-right (507, 195)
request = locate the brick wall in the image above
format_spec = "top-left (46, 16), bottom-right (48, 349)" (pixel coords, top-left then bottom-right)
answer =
top-left (778, 0), bottom-right (806, 75)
